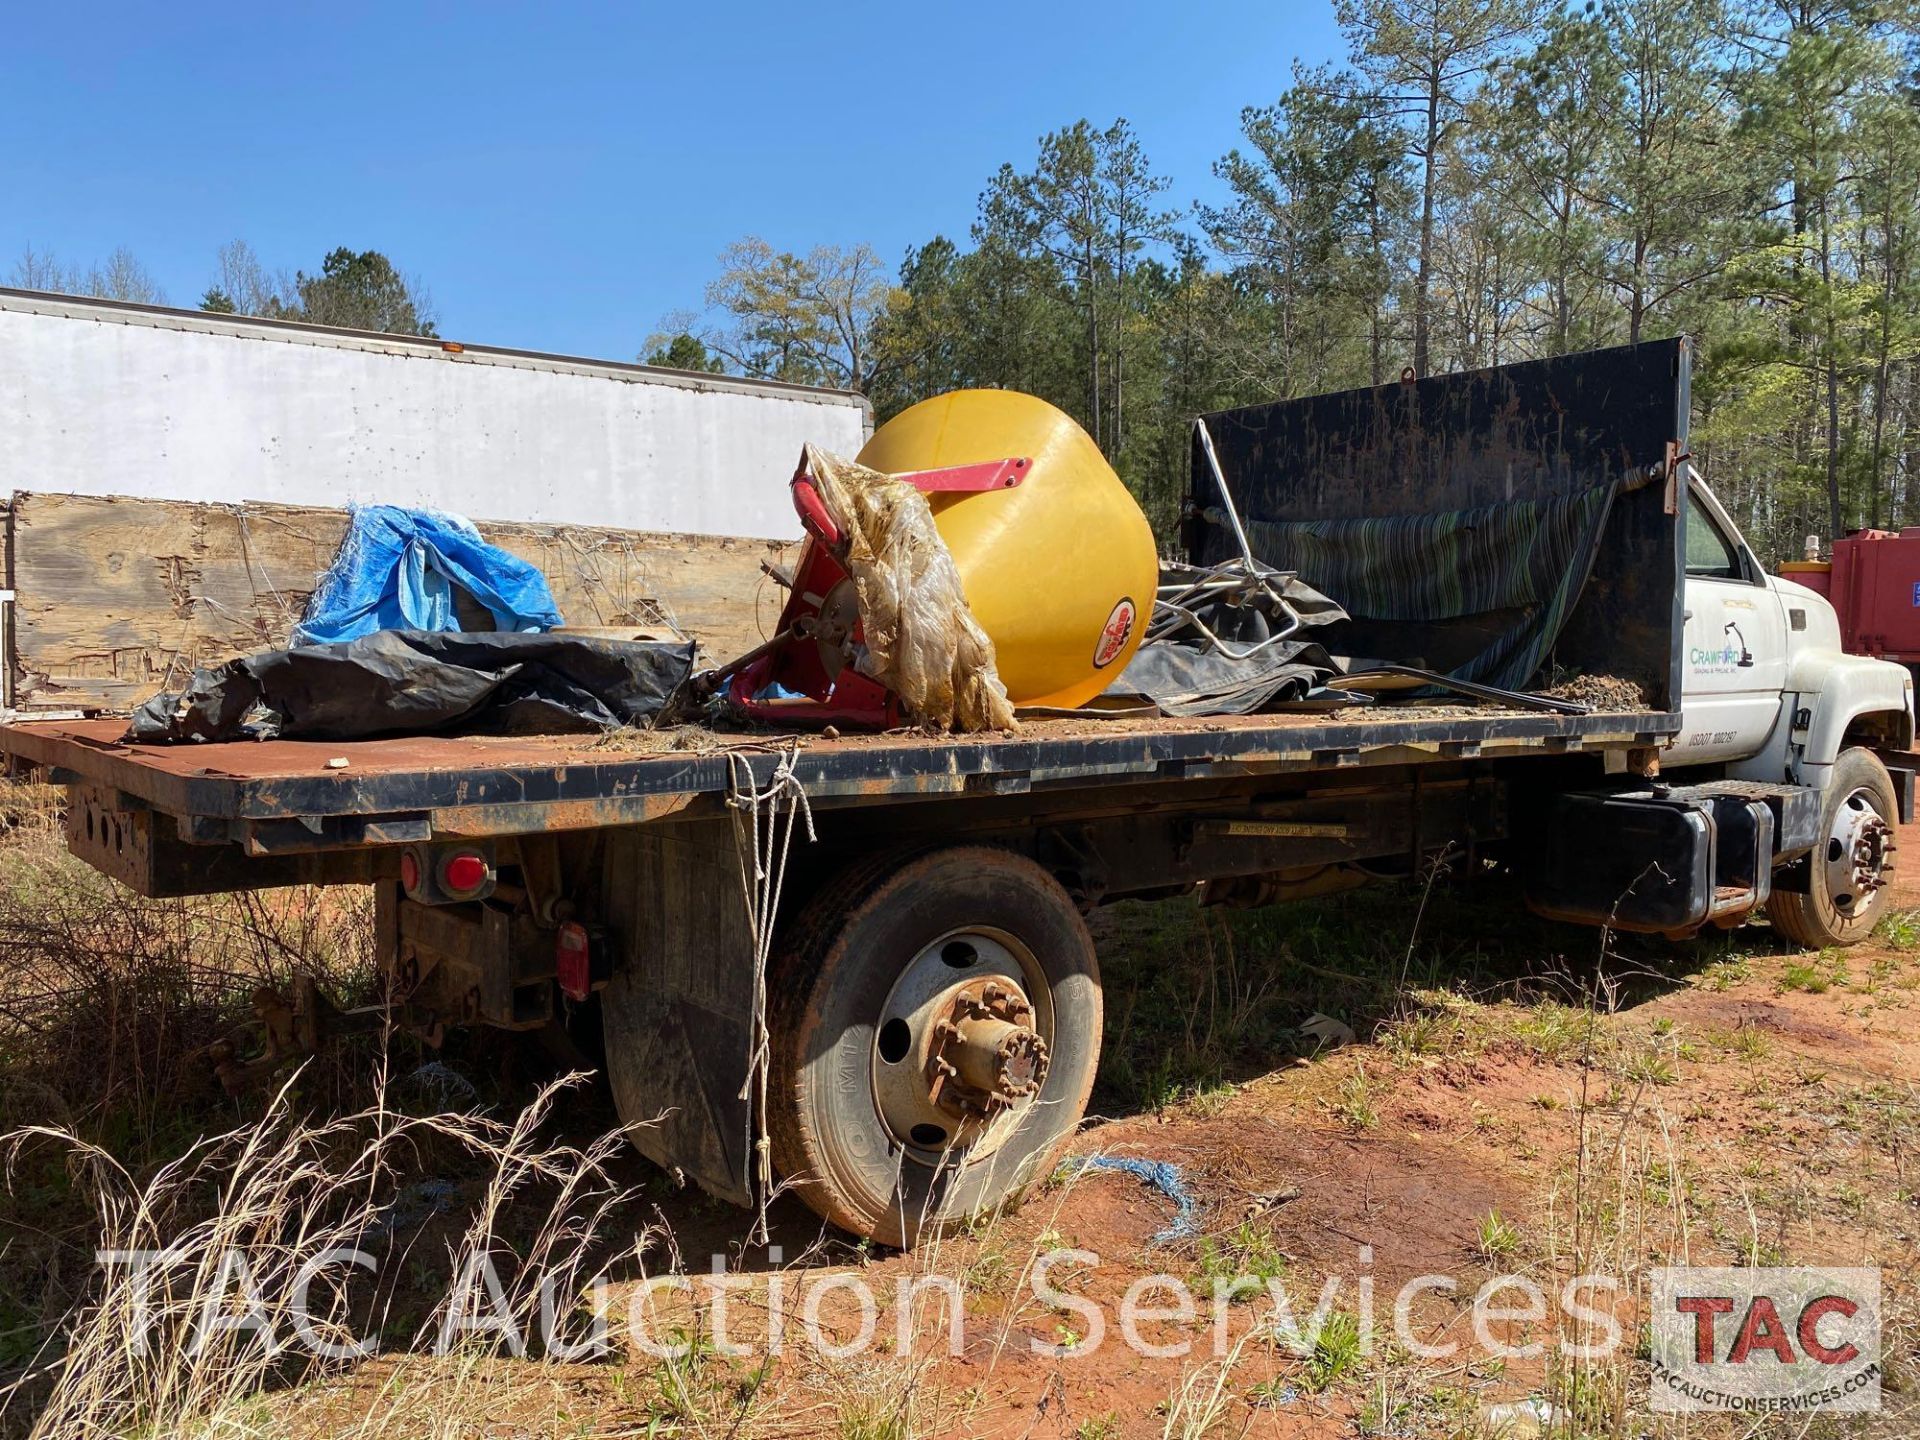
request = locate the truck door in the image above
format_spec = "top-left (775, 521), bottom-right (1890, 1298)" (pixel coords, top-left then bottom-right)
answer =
top-left (1676, 481), bottom-right (1789, 763)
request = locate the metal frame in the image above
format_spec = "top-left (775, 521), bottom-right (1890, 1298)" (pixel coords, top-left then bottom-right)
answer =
top-left (717, 450), bottom-right (1031, 730)
top-left (1145, 421), bottom-right (1306, 661)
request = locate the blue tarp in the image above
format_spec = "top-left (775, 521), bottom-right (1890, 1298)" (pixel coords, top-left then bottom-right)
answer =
top-left (293, 505), bottom-right (564, 647)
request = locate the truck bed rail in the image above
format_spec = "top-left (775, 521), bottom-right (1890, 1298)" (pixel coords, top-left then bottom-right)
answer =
top-left (3, 708), bottom-right (1675, 851)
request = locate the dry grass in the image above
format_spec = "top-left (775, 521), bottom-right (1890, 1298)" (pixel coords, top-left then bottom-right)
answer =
top-left (0, 785), bottom-right (378, 1140)
top-left (0, 775), bottom-right (1106, 1439)
top-left (0, 781), bottom-right (385, 1394)
top-left (3, 770), bottom-right (1917, 1437)
top-left (2, 1072), bottom-right (630, 1439)
top-left (0, 780), bottom-right (390, 1426)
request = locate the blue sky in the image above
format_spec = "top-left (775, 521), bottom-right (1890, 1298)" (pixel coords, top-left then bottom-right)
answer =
top-left (2, 2), bottom-right (1344, 360)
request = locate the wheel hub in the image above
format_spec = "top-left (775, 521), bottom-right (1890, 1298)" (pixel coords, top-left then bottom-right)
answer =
top-left (1826, 786), bottom-right (1896, 916)
top-left (800, 577), bottom-right (860, 680)
top-left (870, 930), bottom-right (1052, 1159)
top-left (928, 979), bottom-right (1050, 1115)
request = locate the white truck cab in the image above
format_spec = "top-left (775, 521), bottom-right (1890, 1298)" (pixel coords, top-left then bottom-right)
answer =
top-left (1674, 470), bottom-right (1914, 944)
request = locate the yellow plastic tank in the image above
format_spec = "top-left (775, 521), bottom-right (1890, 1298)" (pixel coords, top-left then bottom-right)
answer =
top-left (857, 390), bottom-right (1158, 710)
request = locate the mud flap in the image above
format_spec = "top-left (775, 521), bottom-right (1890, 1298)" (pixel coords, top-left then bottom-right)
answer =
top-left (600, 819), bottom-right (756, 1206)
top-left (1878, 756), bottom-right (1917, 823)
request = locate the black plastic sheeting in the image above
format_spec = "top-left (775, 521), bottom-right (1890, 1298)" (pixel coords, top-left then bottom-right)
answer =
top-left (126, 631), bottom-right (697, 744)
top-left (1109, 639), bottom-right (1357, 716)
top-left (1107, 569), bottom-right (1357, 716)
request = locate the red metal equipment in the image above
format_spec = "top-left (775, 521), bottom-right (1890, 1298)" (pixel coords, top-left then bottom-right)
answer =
top-left (1784, 530), bottom-right (1920, 666)
top-left (718, 450), bottom-right (1028, 729)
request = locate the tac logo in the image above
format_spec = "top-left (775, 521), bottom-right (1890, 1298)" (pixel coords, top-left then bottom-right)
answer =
top-left (1650, 1267), bottom-right (1881, 1413)
top-left (1092, 597), bottom-right (1136, 669)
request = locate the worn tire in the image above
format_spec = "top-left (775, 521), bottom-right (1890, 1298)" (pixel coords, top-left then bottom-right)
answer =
top-left (767, 846), bottom-right (1101, 1248)
top-left (1768, 747), bottom-right (1899, 949)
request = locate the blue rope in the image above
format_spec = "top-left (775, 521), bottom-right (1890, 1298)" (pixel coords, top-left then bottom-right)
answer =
top-left (1056, 1155), bottom-right (1199, 1242)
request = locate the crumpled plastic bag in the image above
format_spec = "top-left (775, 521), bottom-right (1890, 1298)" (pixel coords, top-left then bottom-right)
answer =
top-left (806, 445), bottom-right (1016, 732)
top-left (124, 631), bottom-right (695, 743)
top-left (1298, 1012), bottom-right (1358, 1051)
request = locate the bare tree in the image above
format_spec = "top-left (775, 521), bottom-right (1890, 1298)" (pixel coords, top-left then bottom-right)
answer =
top-left (9, 244), bottom-right (165, 304)
top-left (699, 238), bottom-right (894, 392)
top-left (91, 247), bottom-right (166, 304)
top-left (201, 240), bottom-right (295, 317)
top-left (9, 244), bottom-right (72, 292)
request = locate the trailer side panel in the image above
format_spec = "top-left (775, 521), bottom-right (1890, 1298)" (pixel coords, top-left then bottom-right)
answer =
top-left (0, 288), bottom-right (870, 541)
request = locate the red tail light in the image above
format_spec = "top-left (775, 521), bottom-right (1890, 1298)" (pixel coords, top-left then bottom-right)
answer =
top-left (556, 922), bottom-right (591, 1002)
top-left (440, 850), bottom-right (491, 896)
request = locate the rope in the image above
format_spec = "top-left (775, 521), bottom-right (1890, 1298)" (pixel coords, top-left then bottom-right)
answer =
top-left (226, 504), bottom-right (297, 630)
top-left (724, 738), bottom-right (815, 1244)
top-left (1054, 1154), bottom-right (1200, 1243)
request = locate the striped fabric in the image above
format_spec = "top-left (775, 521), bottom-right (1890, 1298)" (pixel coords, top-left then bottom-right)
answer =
top-left (1246, 478), bottom-right (1618, 692)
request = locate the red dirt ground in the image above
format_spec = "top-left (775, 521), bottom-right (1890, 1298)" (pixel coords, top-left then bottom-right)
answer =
top-left (265, 822), bottom-right (1920, 1438)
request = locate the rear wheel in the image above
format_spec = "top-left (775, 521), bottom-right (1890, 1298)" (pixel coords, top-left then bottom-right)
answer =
top-left (768, 846), bottom-right (1101, 1247)
top-left (1768, 747), bottom-right (1899, 949)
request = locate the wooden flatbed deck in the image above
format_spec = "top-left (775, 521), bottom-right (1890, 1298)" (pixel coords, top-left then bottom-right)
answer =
top-left (0, 707), bottom-right (1676, 847)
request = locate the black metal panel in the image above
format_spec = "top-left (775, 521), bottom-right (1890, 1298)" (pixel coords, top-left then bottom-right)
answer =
top-left (1885, 763), bottom-right (1916, 825)
top-left (599, 820), bottom-right (756, 1206)
top-left (1699, 796), bottom-right (1774, 919)
top-left (63, 781), bottom-right (401, 897)
top-left (1524, 784), bottom-right (1785, 933)
top-left (397, 900), bottom-right (554, 1029)
top-left (1187, 340), bottom-right (1689, 709)
top-left (1655, 778), bottom-right (1821, 858)
top-left (1029, 778), bottom-right (1502, 901)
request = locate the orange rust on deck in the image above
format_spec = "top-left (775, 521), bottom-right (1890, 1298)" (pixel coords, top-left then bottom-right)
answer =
top-left (5, 719), bottom-right (640, 781)
top-left (433, 792), bottom-right (702, 837)
top-left (0, 710), bottom-right (1666, 785)
top-left (0, 707), bottom-right (1675, 845)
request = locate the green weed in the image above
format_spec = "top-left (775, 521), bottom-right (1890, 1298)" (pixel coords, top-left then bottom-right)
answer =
top-left (1475, 1209), bottom-right (1521, 1265)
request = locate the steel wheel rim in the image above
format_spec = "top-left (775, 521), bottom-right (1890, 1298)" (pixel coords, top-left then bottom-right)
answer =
top-left (869, 926), bottom-right (1054, 1164)
top-left (1823, 785), bottom-right (1893, 920)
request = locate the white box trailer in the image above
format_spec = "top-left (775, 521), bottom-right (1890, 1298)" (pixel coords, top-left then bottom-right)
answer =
top-left (0, 287), bottom-right (870, 539)
top-left (0, 288), bottom-right (870, 712)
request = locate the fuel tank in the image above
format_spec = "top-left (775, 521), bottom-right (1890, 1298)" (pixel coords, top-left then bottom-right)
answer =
top-left (857, 390), bottom-right (1158, 710)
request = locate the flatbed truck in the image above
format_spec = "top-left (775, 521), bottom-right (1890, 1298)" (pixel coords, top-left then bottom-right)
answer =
top-left (3, 338), bottom-right (1911, 1247)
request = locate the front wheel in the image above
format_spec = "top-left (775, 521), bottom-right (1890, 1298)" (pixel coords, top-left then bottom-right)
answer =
top-left (1768, 747), bottom-right (1899, 948)
top-left (768, 846), bottom-right (1101, 1248)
